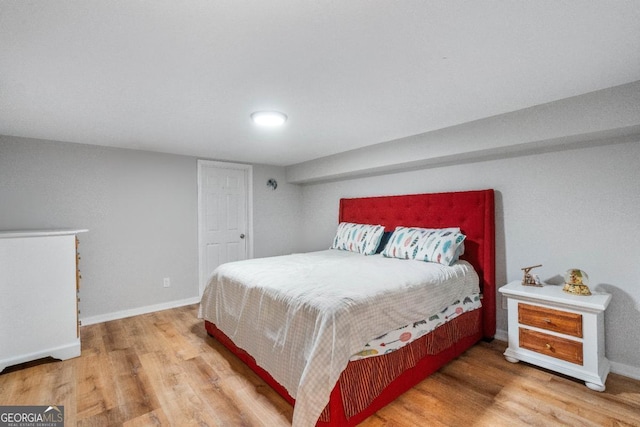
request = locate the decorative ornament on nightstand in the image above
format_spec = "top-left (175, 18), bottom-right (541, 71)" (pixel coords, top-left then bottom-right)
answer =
top-left (563, 268), bottom-right (591, 295)
top-left (521, 264), bottom-right (543, 286)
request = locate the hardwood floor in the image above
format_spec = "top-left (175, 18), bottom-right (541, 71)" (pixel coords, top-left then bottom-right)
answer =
top-left (1, 304), bottom-right (639, 426)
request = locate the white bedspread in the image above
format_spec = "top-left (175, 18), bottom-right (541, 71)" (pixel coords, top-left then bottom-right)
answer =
top-left (198, 249), bottom-right (479, 426)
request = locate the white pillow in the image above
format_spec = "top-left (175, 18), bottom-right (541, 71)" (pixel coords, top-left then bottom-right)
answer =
top-left (330, 222), bottom-right (385, 255)
top-left (415, 230), bottom-right (466, 266)
top-left (382, 226), bottom-right (466, 266)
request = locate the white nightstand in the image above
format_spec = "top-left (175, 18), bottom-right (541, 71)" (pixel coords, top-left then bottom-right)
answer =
top-left (499, 280), bottom-right (611, 391)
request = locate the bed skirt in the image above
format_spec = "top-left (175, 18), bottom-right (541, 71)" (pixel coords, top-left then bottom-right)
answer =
top-left (205, 307), bottom-right (483, 426)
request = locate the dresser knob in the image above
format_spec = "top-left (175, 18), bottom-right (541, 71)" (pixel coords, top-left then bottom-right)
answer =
top-left (543, 318), bottom-right (551, 323)
top-left (545, 343), bottom-right (553, 351)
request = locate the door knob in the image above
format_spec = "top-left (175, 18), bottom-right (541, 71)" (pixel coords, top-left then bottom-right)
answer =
top-left (240, 234), bottom-right (245, 239)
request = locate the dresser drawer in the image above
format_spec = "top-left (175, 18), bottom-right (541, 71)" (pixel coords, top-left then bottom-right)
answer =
top-left (519, 328), bottom-right (583, 365)
top-left (518, 303), bottom-right (583, 338)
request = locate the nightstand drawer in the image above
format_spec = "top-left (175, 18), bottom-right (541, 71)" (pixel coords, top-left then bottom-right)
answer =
top-left (519, 328), bottom-right (583, 365)
top-left (518, 303), bottom-right (583, 338)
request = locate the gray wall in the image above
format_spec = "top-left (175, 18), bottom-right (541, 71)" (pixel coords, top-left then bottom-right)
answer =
top-left (297, 140), bottom-right (640, 374)
top-left (252, 164), bottom-right (305, 256)
top-left (0, 136), bottom-right (302, 321)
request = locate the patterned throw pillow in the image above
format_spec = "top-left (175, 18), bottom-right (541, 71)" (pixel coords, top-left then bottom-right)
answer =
top-left (330, 222), bottom-right (385, 255)
top-left (382, 226), bottom-right (466, 266)
top-left (415, 230), bottom-right (466, 266)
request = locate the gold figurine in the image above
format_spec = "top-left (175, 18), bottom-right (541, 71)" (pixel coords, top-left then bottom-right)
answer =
top-left (563, 269), bottom-right (592, 296)
top-left (521, 264), bottom-right (543, 286)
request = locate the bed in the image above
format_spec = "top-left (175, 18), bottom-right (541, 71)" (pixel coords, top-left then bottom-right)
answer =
top-left (199, 189), bottom-right (495, 426)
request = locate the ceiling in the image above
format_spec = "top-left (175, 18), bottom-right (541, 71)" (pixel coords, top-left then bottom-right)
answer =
top-left (1, 1), bottom-right (639, 166)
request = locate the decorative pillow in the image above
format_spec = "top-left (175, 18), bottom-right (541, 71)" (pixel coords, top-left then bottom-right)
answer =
top-left (382, 227), bottom-right (433, 260)
top-left (382, 226), bottom-right (466, 266)
top-left (330, 222), bottom-right (385, 255)
top-left (381, 227), bottom-right (459, 258)
top-left (416, 230), bottom-right (466, 266)
top-left (375, 231), bottom-right (393, 254)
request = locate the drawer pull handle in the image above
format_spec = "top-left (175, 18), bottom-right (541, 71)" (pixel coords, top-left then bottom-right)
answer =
top-left (543, 318), bottom-right (551, 323)
top-left (545, 343), bottom-right (554, 351)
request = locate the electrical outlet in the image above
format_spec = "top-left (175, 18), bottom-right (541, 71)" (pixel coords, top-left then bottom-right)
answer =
top-left (163, 277), bottom-right (171, 288)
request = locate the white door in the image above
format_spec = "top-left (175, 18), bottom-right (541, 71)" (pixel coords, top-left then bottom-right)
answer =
top-left (198, 160), bottom-right (252, 296)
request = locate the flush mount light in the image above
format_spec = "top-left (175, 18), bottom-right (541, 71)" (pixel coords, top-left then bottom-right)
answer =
top-left (251, 111), bottom-right (287, 127)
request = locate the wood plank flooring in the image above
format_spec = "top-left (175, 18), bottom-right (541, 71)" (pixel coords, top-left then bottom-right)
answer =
top-left (1, 304), bottom-right (639, 426)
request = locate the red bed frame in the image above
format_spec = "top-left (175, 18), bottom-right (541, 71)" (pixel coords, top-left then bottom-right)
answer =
top-left (204, 189), bottom-right (495, 425)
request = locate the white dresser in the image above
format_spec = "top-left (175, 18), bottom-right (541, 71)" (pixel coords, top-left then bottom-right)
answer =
top-left (0, 229), bottom-right (87, 372)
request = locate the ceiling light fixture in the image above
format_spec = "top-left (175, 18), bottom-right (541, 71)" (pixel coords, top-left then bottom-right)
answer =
top-left (251, 111), bottom-right (287, 127)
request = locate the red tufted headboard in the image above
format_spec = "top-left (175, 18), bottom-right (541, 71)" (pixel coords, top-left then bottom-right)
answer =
top-left (338, 189), bottom-right (496, 339)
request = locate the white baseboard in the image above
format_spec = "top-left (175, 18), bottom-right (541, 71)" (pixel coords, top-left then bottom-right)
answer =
top-left (492, 328), bottom-right (640, 381)
top-left (610, 361), bottom-right (640, 381)
top-left (494, 328), bottom-right (508, 342)
top-left (80, 296), bottom-right (200, 326)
